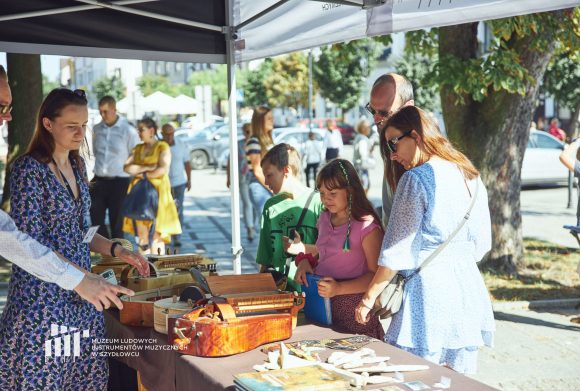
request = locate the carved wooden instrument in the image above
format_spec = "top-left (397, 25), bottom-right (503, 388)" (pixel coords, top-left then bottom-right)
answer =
top-left (169, 273), bottom-right (305, 357)
top-left (120, 254), bottom-right (217, 292)
top-left (119, 283), bottom-right (193, 327)
top-left (153, 286), bottom-right (206, 334)
top-left (147, 253), bottom-right (218, 275)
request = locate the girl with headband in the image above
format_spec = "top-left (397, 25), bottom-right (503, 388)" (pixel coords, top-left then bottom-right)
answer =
top-left (283, 159), bottom-right (384, 338)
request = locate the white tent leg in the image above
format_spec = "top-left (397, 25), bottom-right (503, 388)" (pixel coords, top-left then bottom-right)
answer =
top-left (226, 0), bottom-right (242, 275)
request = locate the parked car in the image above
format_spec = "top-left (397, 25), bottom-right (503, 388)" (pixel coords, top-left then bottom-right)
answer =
top-left (273, 127), bottom-right (325, 161)
top-left (521, 130), bottom-right (569, 186)
top-left (297, 118), bottom-right (356, 144)
top-left (178, 124), bottom-right (242, 170)
top-left (174, 121), bottom-right (224, 139)
top-left (181, 115), bottom-right (224, 129)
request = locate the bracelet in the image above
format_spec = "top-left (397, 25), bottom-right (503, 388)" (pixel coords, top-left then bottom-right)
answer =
top-left (360, 301), bottom-right (373, 310)
top-left (110, 242), bottom-right (121, 257)
top-left (295, 252), bottom-right (318, 269)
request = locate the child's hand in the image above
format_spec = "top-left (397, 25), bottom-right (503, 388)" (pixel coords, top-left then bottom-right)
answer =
top-left (294, 261), bottom-right (314, 287)
top-left (282, 232), bottom-right (305, 255)
top-left (317, 277), bottom-right (340, 298)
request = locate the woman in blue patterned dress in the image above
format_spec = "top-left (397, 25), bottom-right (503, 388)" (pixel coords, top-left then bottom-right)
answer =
top-left (0, 88), bottom-right (149, 390)
top-left (355, 106), bottom-right (495, 374)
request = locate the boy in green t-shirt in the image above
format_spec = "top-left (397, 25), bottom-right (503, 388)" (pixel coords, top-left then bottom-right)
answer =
top-left (257, 143), bottom-right (323, 291)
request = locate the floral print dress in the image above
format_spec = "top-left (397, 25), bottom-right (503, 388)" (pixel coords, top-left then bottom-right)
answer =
top-left (0, 155), bottom-right (107, 390)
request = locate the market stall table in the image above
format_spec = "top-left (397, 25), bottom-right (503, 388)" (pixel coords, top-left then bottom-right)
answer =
top-left (105, 310), bottom-right (497, 391)
top-left (174, 323), bottom-right (498, 391)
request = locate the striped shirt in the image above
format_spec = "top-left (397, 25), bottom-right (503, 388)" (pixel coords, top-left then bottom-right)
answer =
top-left (244, 136), bottom-right (273, 169)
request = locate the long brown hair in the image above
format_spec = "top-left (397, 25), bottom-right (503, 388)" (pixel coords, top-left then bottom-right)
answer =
top-left (250, 106), bottom-right (273, 156)
top-left (381, 106), bottom-right (479, 191)
top-left (26, 88), bottom-right (89, 177)
top-left (316, 159), bottom-right (382, 228)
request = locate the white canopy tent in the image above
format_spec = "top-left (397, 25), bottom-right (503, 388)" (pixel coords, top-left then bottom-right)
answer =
top-left (174, 94), bottom-right (200, 116)
top-left (142, 91), bottom-right (178, 115)
top-left (117, 91), bottom-right (146, 121)
top-left (0, 0), bottom-right (576, 273)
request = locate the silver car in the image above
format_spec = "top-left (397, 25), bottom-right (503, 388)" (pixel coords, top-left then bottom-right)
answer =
top-left (521, 130), bottom-right (569, 186)
top-left (273, 127), bottom-right (325, 159)
top-left (178, 124), bottom-right (242, 170)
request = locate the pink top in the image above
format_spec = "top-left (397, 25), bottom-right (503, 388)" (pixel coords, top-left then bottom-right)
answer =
top-left (314, 211), bottom-right (381, 280)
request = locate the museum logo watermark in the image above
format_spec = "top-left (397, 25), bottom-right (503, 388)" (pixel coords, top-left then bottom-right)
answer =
top-left (44, 324), bottom-right (89, 360)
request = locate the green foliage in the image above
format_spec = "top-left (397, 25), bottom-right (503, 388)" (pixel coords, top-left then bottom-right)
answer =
top-left (137, 74), bottom-right (178, 97)
top-left (185, 65), bottom-right (228, 106)
top-left (407, 10), bottom-right (579, 105)
top-left (405, 29), bottom-right (438, 58)
top-left (92, 75), bottom-right (125, 101)
top-left (313, 38), bottom-right (384, 110)
top-left (42, 75), bottom-right (59, 97)
top-left (241, 59), bottom-right (272, 107)
top-left (541, 50), bottom-right (580, 111)
top-left (394, 52), bottom-right (440, 113)
top-left (263, 52), bottom-right (309, 108)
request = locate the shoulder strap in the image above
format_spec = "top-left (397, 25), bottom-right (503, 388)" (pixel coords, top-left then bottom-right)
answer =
top-left (295, 191), bottom-right (316, 233)
top-left (406, 177), bottom-right (479, 280)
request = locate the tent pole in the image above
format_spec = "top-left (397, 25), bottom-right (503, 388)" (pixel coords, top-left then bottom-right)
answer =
top-left (308, 49), bottom-right (313, 131)
top-left (226, 0), bottom-right (243, 275)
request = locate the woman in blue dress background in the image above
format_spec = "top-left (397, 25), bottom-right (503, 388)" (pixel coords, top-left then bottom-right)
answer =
top-left (0, 88), bottom-right (148, 390)
top-left (355, 106), bottom-right (495, 374)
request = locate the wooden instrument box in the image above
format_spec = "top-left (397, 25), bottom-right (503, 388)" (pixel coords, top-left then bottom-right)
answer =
top-left (119, 284), bottom-right (191, 327)
top-left (121, 254), bottom-right (217, 292)
top-left (169, 273), bottom-right (305, 357)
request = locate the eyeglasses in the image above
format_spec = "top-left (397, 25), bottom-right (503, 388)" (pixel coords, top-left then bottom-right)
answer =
top-left (385, 131), bottom-right (412, 154)
top-left (0, 104), bottom-right (12, 115)
top-left (365, 102), bottom-right (392, 120)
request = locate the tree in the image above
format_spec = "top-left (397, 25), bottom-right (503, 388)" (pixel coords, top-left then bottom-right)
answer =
top-left (263, 52), bottom-right (309, 108)
top-left (137, 74), bottom-right (178, 96)
top-left (541, 50), bottom-right (580, 138)
top-left (313, 38), bottom-right (384, 110)
top-left (242, 59), bottom-right (272, 108)
top-left (409, 9), bottom-right (579, 274)
top-left (394, 52), bottom-right (441, 113)
top-left (92, 75), bottom-right (126, 101)
top-left (185, 65), bottom-right (228, 113)
top-left (1, 54), bottom-right (43, 211)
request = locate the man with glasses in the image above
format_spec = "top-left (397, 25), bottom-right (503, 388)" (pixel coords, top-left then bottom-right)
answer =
top-left (0, 65), bottom-right (134, 310)
top-left (366, 73), bottom-right (414, 226)
top-left (91, 95), bottom-right (139, 239)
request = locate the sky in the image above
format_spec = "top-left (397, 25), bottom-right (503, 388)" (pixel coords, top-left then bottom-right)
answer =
top-left (0, 53), bottom-right (62, 81)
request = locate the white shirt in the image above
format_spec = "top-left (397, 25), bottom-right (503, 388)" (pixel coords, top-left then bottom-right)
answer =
top-left (0, 210), bottom-right (84, 290)
top-left (323, 129), bottom-right (343, 154)
top-left (304, 139), bottom-right (323, 164)
top-left (93, 116), bottom-right (139, 177)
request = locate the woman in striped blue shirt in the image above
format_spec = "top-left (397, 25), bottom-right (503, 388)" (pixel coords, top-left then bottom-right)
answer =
top-left (245, 107), bottom-right (274, 219)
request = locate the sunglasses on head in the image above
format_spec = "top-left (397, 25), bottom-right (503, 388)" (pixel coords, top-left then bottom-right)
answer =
top-left (385, 130), bottom-right (412, 154)
top-left (365, 102), bottom-right (392, 120)
top-left (0, 104), bottom-right (12, 115)
top-left (73, 89), bottom-right (86, 99)
top-left (54, 88), bottom-right (86, 100)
